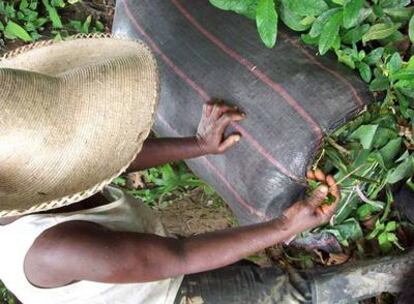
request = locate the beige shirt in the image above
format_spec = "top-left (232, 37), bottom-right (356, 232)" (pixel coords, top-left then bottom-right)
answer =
top-left (0, 186), bottom-right (183, 304)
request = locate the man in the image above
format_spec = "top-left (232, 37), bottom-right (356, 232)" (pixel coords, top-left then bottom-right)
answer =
top-left (1, 35), bottom-right (411, 304)
top-left (0, 34), bottom-right (343, 304)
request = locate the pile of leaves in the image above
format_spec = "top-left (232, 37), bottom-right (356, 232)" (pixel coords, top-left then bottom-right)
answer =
top-left (210, 0), bottom-right (414, 255)
top-left (112, 162), bottom-right (220, 209)
top-left (0, 0), bottom-right (104, 46)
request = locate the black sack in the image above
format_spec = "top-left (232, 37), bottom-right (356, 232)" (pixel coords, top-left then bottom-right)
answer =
top-left (113, 0), bottom-right (370, 225)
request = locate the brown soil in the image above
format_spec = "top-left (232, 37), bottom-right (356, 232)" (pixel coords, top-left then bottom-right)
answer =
top-left (159, 188), bottom-right (236, 237)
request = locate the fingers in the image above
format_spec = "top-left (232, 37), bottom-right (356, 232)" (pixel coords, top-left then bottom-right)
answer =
top-left (218, 134), bottom-right (242, 152)
top-left (306, 170), bottom-right (315, 180)
top-left (217, 112), bottom-right (245, 131)
top-left (203, 103), bottom-right (214, 117)
top-left (314, 169), bottom-right (325, 182)
top-left (210, 103), bottom-right (232, 119)
top-left (326, 175), bottom-right (335, 187)
top-left (306, 185), bottom-right (328, 208)
top-left (209, 102), bottom-right (242, 119)
top-left (326, 175), bottom-right (340, 204)
top-left (306, 169), bottom-right (340, 224)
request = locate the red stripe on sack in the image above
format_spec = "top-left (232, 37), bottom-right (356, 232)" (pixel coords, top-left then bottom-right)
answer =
top-left (122, 0), bottom-right (301, 182)
top-left (156, 112), bottom-right (267, 219)
top-left (280, 33), bottom-right (365, 107)
top-left (171, 0), bottom-right (323, 140)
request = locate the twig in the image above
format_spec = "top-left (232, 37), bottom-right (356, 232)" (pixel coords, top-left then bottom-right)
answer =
top-left (312, 149), bottom-right (325, 171)
top-left (335, 164), bottom-right (367, 186)
top-left (327, 137), bottom-right (350, 156)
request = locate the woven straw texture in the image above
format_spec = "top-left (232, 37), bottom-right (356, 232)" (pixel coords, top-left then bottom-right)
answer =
top-left (0, 35), bottom-right (159, 217)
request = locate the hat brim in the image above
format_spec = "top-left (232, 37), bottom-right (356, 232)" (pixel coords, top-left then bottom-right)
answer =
top-left (0, 34), bottom-right (159, 217)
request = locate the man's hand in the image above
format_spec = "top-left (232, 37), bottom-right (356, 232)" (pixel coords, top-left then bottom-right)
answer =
top-left (127, 102), bottom-right (245, 171)
top-left (196, 102), bottom-right (245, 154)
top-left (282, 169), bottom-right (340, 235)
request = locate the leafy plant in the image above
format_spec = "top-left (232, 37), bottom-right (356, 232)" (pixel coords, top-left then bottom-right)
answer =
top-left (112, 162), bottom-right (213, 208)
top-left (1, 281), bottom-right (15, 304)
top-left (210, 0), bottom-right (414, 253)
top-left (0, 0), bottom-right (103, 44)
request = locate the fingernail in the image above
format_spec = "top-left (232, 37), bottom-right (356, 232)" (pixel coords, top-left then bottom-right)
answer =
top-left (234, 135), bottom-right (241, 142)
top-left (318, 185), bottom-right (328, 194)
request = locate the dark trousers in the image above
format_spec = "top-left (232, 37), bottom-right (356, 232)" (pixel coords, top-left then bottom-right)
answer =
top-left (174, 260), bottom-right (311, 304)
top-left (175, 249), bottom-right (414, 304)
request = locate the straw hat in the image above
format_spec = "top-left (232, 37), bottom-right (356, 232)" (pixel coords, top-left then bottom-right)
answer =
top-left (0, 34), bottom-right (159, 217)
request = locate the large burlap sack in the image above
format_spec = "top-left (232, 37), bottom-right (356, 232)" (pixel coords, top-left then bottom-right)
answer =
top-left (113, 0), bottom-right (370, 225)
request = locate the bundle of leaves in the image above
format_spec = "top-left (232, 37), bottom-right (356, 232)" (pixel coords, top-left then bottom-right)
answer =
top-left (210, 0), bottom-right (414, 254)
top-left (0, 0), bottom-right (104, 44)
top-left (112, 162), bottom-right (218, 209)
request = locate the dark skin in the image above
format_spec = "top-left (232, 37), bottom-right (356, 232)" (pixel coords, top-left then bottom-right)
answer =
top-left (1, 103), bottom-right (340, 289)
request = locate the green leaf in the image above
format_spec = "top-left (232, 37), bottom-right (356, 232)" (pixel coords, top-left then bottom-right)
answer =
top-left (379, 138), bottom-right (402, 165)
top-left (81, 15), bottom-right (92, 34)
top-left (19, 0), bottom-right (29, 10)
top-left (372, 127), bottom-right (398, 148)
top-left (300, 16), bottom-right (315, 26)
top-left (369, 75), bottom-right (389, 91)
top-left (336, 49), bottom-right (356, 69)
top-left (95, 20), bottom-right (104, 32)
top-left (209, 0), bottom-right (257, 19)
top-left (380, 0), bottom-right (410, 8)
top-left (4, 21), bottom-right (32, 42)
top-left (378, 232), bottom-right (393, 252)
top-left (286, 0), bottom-right (328, 17)
top-left (319, 11), bottom-right (343, 55)
top-left (388, 52), bottom-right (403, 73)
top-left (42, 0), bottom-right (62, 29)
top-left (209, 0), bottom-right (254, 12)
top-left (349, 124), bottom-right (378, 149)
top-left (385, 221), bottom-right (397, 232)
top-left (373, 4), bottom-right (384, 17)
top-left (397, 150), bottom-right (410, 162)
top-left (69, 20), bottom-right (82, 32)
top-left (409, 14), bottom-right (414, 43)
top-left (362, 23), bottom-right (398, 44)
top-left (112, 176), bottom-right (127, 187)
top-left (301, 33), bottom-right (319, 45)
top-left (384, 7), bottom-right (414, 22)
top-left (342, 24), bottom-right (370, 44)
top-left (280, 0), bottom-right (311, 31)
top-left (407, 177), bottom-right (414, 191)
top-left (327, 218), bottom-right (363, 245)
top-left (391, 68), bottom-right (414, 81)
top-left (357, 62), bottom-right (372, 82)
top-left (378, 30), bottom-right (404, 44)
top-left (357, 203), bottom-right (382, 221)
top-left (343, 0), bottom-right (364, 29)
top-left (309, 8), bottom-right (340, 38)
top-left (51, 0), bottom-right (65, 8)
top-left (365, 47), bottom-right (384, 65)
top-left (386, 155), bottom-right (414, 184)
top-left (357, 7), bottom-right (373, 24)
top-left (256, 0), bottom-right (278, 48)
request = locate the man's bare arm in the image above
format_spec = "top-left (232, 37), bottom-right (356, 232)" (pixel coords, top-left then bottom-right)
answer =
top-left (127, 103), bottom-right (244, 171)
top-left (24, 174), bottom-right (339, 288)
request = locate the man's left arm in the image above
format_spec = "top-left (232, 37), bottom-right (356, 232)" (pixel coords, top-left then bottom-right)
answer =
top-left (127, 103), bottom-right (244, 172)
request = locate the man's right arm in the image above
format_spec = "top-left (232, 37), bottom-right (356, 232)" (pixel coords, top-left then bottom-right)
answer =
top-left (24, 173), bottom-right (339, 288)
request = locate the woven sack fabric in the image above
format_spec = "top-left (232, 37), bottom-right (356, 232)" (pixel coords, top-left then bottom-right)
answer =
top-left (113, 0), bottom-right (371, 225)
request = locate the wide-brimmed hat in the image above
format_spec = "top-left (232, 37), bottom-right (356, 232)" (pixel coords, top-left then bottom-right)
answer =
top-left (0, 34), bottom-right (159, 218)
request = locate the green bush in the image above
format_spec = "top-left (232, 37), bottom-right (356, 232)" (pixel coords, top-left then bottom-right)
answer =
top-left (0, 0), bottom-right (104, 43)
top-left (210, 0), bottom-right (414, 253)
